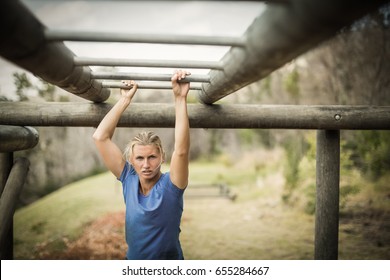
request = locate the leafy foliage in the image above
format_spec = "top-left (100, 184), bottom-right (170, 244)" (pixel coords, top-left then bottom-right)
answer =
top-left (353, 131), bottom-right (390, 181)
top-left (13, 72), bottom-right (32, 101)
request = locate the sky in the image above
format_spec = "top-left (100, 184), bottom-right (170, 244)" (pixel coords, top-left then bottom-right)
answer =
top-left (0, 0), bottom-right (266, 100)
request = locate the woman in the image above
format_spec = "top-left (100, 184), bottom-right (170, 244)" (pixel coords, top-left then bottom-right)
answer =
top-left (93, 70), bottom-right (190, 260)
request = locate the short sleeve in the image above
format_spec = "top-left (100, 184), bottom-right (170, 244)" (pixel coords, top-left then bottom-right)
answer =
top-left (166, 173), bottom-right (185, 197)
top-left (118, 161), bottom-right (135, 182)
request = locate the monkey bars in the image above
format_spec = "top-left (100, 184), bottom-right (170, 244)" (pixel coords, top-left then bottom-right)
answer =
top-left (1, 0), bottom-right (389, 261)
top-left (2, 0), bottom-right (387, 103)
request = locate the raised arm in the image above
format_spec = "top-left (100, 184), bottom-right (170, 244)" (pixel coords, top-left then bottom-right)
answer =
top-left (170, 70), bottom-right (190, 189)
top-left (93, 81), bottom-right (138, 178)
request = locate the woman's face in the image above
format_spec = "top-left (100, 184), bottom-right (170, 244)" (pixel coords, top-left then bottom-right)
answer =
top-left (131, 144), bottom-right (162, 180)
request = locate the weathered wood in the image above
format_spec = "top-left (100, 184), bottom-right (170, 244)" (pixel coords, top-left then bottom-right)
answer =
top-left (0, 157), bottom-right (29, 259)
top-left (0, 102), bottom-right (389, 130)
top-left (315, 130), bottom-right (340, 260)
top-left (0, 153), bottom-right (13, 259)
top-left (0, 0), bottom-right (109, 102)
top-left (199, 0), bottom-right (388, 104)
top-left (0, 126), bottom-right (39, 152)
top-left (0, 153), bottom-right (13, 195)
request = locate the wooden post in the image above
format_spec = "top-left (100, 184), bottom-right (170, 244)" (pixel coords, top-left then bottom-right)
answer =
top-left (0, 157), bottom-right (30, 259)
top-left (0, 153), bottom-right (14, 259)
top-left (315, 130), bottom-right (340, 259)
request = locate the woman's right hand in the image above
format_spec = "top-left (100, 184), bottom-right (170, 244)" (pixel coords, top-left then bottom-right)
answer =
top-left (120, 80), bottom-right (138, 100)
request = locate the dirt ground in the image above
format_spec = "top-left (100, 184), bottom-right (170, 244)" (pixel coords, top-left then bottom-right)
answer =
top-left (37, 212), bottom-right (127, 260)
top-left (36, 204), bottom-right (389, 260)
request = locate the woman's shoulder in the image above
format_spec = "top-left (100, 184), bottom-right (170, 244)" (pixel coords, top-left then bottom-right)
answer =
top-left (118, 161), bottom-right (137, 181)
top-left (161, 172), bottom-right (185, 196)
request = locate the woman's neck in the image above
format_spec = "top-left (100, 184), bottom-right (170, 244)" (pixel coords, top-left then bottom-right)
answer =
top-left (139, 172), bottom-right (161, 195)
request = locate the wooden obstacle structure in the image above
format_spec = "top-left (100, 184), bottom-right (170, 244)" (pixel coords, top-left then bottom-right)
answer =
top-left (0, 0), bottom-right (389, 260)
top-left (186, 184), bottom-right (236, 201)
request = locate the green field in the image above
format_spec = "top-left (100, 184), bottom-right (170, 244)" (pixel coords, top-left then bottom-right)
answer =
top-left (14, 151), bottom-right (389, 259)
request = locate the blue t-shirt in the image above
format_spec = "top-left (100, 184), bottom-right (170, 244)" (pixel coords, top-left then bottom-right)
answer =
top-left (119, 161), bottom-right (185, 260)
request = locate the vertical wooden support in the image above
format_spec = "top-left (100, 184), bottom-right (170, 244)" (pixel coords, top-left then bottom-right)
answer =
top-left (0, 153), bottom-right (13, 259)
top-left (315, 130), bottom-right (340, 259)
top-left (0, 157), bottom-right (30, 260)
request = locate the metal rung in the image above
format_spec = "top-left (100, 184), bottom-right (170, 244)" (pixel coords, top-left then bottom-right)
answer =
top-left (74, 57), bottom-right (223, 70)
top-left (92, 72), bottom-right (210, 83)
top-left (102, 81), bottom-right (202, 90)
top-left (45, 30), bottom-right (246, 47)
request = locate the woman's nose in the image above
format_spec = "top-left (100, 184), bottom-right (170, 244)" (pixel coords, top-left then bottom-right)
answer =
top-left (143, 158), bottom-right (150, 167)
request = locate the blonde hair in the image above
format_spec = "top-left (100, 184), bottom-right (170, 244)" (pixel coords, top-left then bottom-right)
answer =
top-left (123, 131), bottom-right (165, 161)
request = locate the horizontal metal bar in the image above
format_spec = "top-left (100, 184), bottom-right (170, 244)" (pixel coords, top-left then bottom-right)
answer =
top-left (74, 57), bottom-right (223, 70)
top-left (102, 81), bottom-right (202, 90)
top-left (1, 102), bottom-right (389, 130)
top-left (44, 30), bottom-right (246, 47)
top-left (92, 72), bottom-right (210, 83)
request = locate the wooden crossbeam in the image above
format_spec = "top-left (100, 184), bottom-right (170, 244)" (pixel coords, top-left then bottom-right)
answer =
top-left (0, 102), bottom-right (389, 130)
top-left (0, 126), bottom-right (39, 152)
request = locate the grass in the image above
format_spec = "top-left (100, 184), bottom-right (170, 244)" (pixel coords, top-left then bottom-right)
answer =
top-left (13, 149), bottom-right (389, 260)
top-left (14, 172), bottom-right (125, 258)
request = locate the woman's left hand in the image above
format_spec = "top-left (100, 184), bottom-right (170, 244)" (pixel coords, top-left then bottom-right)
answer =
top-left (120, 80), bottom-right (138, 100)
top-left (171, 70), bottom-right (191, 98)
